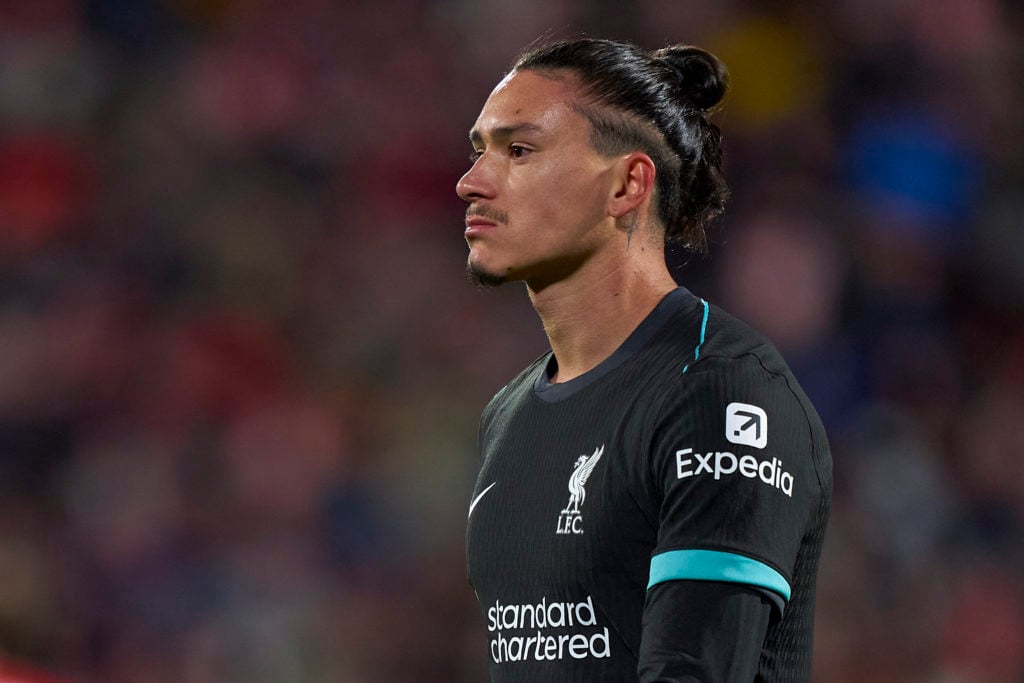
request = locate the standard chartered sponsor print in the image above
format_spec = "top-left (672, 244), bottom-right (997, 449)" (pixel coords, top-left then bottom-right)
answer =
top-left (486, 595), bottom-right (611, 663)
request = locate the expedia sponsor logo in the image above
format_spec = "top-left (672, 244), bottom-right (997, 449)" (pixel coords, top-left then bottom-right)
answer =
top-left (486, 596), bottom-right (611, 663)
top-left (725, 402), bottom-right (767, 449)
top-left (675, 448), bottom-right (794, 496)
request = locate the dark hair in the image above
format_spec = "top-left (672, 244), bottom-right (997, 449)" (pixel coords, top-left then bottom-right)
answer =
top-left (514, 38), bottom-right (729, 253)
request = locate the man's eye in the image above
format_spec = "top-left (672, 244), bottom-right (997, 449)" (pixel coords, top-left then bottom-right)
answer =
top-left (509, 145), bottom-right (530, 158)
top-left (469, 150), bottom-right (484, 163)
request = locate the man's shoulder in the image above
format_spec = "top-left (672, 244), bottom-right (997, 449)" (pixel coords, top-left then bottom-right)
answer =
top-left (635, 295), bottom-right (785, 384)
top-left (658, 300), bottom-right (830, 451)
top-left (683, 301), bottom-right (789, 376)
top-left (684, 301), bottom-right (832, 473)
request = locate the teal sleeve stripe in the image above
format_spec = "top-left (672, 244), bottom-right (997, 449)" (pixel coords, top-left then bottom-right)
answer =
top-left (682, 299), bottom-right (710, 374)
top-left (647, 549), bottom-right (792, 601)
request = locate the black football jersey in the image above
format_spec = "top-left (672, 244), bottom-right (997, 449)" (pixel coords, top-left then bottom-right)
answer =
top-left (466, 288), bottom-right (832, 681)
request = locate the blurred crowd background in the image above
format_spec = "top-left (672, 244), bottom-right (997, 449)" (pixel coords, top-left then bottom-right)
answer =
top-left (0, 0), bottom-right (1022, 681)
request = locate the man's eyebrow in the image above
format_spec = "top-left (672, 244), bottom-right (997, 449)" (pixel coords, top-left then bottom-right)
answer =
top-left (468, 122), bottom-right (545, 145)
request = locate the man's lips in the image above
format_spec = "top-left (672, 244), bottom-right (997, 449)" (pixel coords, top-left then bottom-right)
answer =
top-left (465, 216), bottom-right (498, 236)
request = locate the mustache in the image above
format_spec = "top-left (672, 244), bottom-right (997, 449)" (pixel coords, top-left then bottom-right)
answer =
top-left (466, 206), bottom-right (509, 225)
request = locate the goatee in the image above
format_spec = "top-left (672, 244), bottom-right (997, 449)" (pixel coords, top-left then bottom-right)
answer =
top-left (466, 261), bottom-right (507, 289)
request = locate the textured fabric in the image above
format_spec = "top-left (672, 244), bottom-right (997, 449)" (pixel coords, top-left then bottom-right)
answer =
top-left (639, 580), bottom-right (772, 682)
top-left (466, 287), bottom-right (832, 681)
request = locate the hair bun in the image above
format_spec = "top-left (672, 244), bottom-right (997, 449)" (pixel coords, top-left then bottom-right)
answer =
top-left (652, 45), bottom-right (729, 113)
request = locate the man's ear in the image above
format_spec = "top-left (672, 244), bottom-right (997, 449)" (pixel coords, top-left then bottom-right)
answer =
top-left (608, 152), bottom-right (656, 219)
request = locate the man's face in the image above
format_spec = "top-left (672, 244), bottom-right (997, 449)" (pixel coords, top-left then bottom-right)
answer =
top-left (457, 69), bottom-right (619, 289)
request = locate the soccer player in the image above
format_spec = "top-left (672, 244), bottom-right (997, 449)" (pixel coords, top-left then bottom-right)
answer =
top-left (460, 38), bottom-right (832, 682)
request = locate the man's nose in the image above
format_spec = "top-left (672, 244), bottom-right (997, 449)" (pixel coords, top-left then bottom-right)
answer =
top-left (456, 158), bottom-right (495, 202)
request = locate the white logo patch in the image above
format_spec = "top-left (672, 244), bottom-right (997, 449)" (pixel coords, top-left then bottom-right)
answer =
top-left (726, 402), bottom-right (767, 449)
top-left (556, 445), bottom-right (604, 535)
top-left (468, 481), bottom-right (496, 519)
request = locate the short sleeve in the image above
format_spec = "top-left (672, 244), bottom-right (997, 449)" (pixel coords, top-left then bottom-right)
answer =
top-left (645, 354), bottom-right (825, 612)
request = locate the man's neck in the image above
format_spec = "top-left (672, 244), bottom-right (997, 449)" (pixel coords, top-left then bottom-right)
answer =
top-left (527, 253), bottom-right (677, 383)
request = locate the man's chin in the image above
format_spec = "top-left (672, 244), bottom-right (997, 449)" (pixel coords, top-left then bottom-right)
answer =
top-left (466, 262), bottom-right (508, 289)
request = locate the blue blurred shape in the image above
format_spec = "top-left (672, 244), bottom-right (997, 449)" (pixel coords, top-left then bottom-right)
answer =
top-left (847, 111), bottom-right (980, 236)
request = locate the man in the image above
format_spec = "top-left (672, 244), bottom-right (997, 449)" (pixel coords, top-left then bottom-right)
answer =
top-left (460, 38), bottom-right (832, 682)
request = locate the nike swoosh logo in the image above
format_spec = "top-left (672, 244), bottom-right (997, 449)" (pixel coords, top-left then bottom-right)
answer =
top-left (468, 482), bottom-right (497, 519)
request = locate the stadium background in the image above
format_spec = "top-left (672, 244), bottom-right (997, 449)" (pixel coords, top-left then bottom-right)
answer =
top-left (0, 1), bottom-right (1022, 681)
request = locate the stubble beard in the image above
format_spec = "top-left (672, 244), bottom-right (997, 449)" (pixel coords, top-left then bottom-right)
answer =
top-left (466, 259), bottom-right (508, 289)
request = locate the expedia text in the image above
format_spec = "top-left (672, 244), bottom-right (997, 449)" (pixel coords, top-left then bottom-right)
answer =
top-left (676, 448), bottom-right (793, 496)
